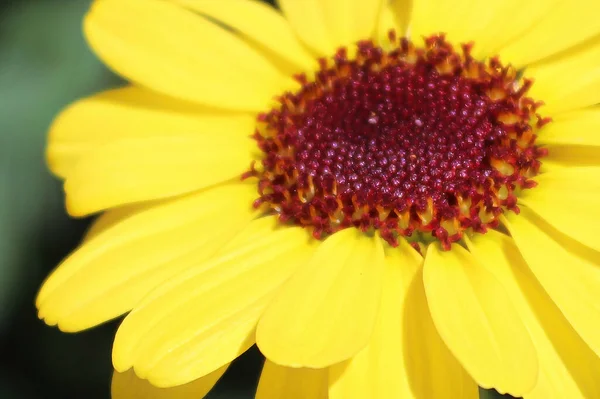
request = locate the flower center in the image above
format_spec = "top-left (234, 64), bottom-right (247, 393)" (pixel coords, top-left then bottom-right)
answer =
top-left (244, 34), bottom-right (548, 250)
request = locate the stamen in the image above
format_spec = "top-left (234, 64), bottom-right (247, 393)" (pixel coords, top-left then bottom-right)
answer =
top-left (244, 34), bottom-right (547, 250)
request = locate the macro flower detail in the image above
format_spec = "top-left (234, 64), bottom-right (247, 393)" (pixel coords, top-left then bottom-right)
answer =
top-left (36, 0), bottom-right (600, 398)
top-left (247, 35), bottom-right (548, 249)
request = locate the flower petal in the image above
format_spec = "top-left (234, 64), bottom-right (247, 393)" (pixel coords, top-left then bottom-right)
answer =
top-left (518, 167), bottom-right (600, 252)
top-left (498, 0), bottom-right (600, 68)
top-left (173, 0), bottom-right (315, 71)
top-left (113, 216), bottom-right (315, 387)
top-left (329, 239), bottom-right (478, 399)
top-left (277, 0), bottom-right (335, 56)
top-left (383, 0), bottom-right (409, 38)
top-left (402, 251), bottom-right (479, 399)
top-left (377, 1), bottom-right (404, 45)
top-left (256, 229), bottom-right (385, 368)
top-left (321, 0), bottom-right (383, 47)
top-left (47, 86), bottom-right (255, 178)
top-left (407, 0), bottom-right (557, 59)
top-left (85, 0), bottom-right (290, 110)
top-left (423, 243), bottom-right (538, 396)
top-left (544, 147), bottom-right (600, 175)
top-left (502, 207), bottom-right (600, 358)
top-left (111, 366), bottom-right (227, 399)
top-left (467, 229), bottom-right (600, 399)
top-left (64, 132), bottom-right (255, 216)
top-left (83, 204), bottom-right (147, 243)
top-left (36, 183), bottom-right (258, 332)
top-left (537, 107), bottom-right (600, 147)
top-left (255, 361), bottom-right (328, 399)
top-left (527, 38), bottom-right (600, 115)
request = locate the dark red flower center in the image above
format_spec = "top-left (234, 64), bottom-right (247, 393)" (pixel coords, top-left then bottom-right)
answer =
top-left (244, 34), bottom-right (548, 250)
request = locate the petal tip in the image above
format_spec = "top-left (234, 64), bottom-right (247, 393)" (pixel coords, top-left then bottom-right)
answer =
top-left (64, 186), bottom-right (92, 218)
top-left (112, 332), bottom-right (136, 373)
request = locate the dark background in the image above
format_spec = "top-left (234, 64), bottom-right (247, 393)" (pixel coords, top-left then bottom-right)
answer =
top-left (0, 0), bottom-right (508, 397)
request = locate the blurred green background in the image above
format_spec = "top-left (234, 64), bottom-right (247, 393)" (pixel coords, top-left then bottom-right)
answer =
top-left (0, 0), bottom-right (512, 398)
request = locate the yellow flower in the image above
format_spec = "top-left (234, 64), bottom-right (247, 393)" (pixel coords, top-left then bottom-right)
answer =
top-left (36, 0), bottom-right (600, 398)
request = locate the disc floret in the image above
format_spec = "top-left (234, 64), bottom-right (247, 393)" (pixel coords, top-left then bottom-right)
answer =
top-left (244, 34), bottom-right (548, 250)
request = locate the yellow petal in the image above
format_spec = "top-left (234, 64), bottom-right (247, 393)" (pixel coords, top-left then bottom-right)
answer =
top-left (83, 204), bottom-right (149, 243)
top-left (113, 216), bottom-right (315, 387)
top-left (64, 133), bottom-right (255, 216)
top-left (255, 361), bottom-right (327, 399)
top-left (541, 145), bottom-right (600, 171)
top-left (402, 264), bottom-right (480, 399)
top-left (321, 0), bottom-right (383, 47)
top-left (423, 243), bottom-right (538, 396)
top-left (498, 0), bottom-right (600, 68)
top-left (47, 86), bottom-right (255, 178)
top-left (518, 167), bottom-right (600, 251)
top-left (467, 229), bottom-right (600, 399)
top-left (408, 0), bottom-right (557, 59)
top-left (85, 0), bottom-right (289, 111)
top-left (537, 107), bottom-right (600, 146)
top-left (527, 38), bottom-right (600, 115)
top-left (36, 183), bottom-right (258, 332)
top-left (329, 239), bottom-right (478, 399)
top-left (173, 0), bottom-right (315, 71)
top-left (277, 0), bottom-right (335, 56)
top-left (376, 0), bottom-right (403, 46)
top-left (384, 0), bottom-right (410, 39)
top-left (527, 166), bottom-right (600, 192)
top-left (502, 208), bottom-right (600, 358)
top-left (111, 366), bottom-right (227, 399)
top-left (256, 229), bottom-right (385, 368)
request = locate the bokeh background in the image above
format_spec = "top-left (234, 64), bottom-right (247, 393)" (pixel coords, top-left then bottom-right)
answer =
top-left (0, 0), bottom-right (511, 398)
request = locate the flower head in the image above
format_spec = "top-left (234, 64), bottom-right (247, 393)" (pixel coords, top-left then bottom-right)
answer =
top-left (37, 0), bottom-right (600, 398)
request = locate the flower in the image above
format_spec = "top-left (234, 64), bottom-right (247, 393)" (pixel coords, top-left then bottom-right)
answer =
top-left (36, 0), bottom-right (600, 398)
